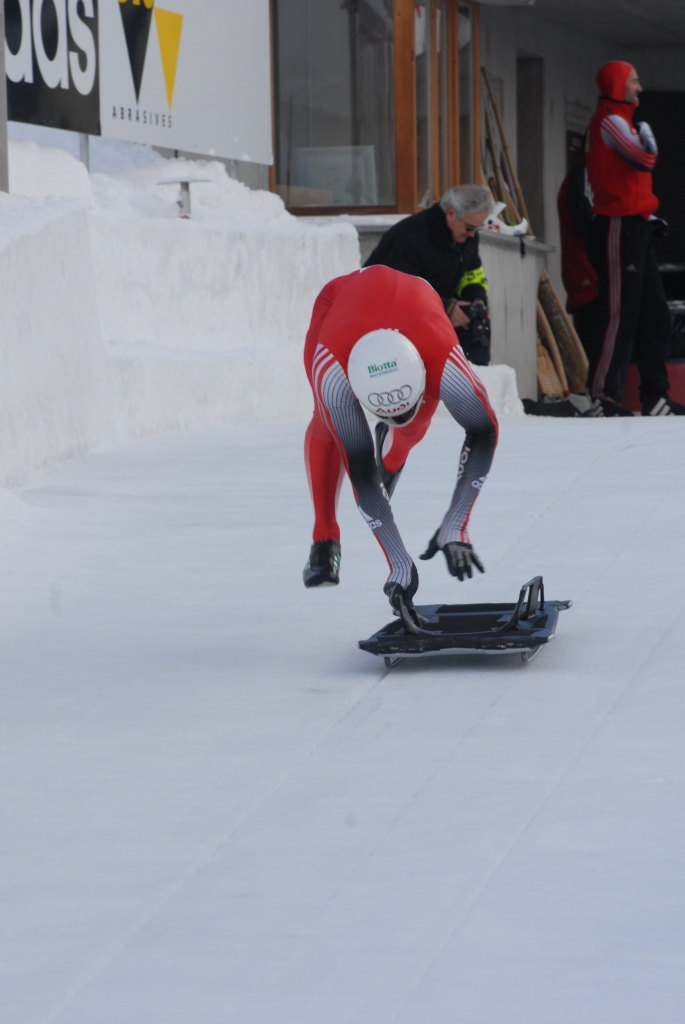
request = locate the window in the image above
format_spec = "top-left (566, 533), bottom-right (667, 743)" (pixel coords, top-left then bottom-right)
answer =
top-left (272, 0), bottom-right (480, 213)
top-left (273, 0), bottom-right (396, 209)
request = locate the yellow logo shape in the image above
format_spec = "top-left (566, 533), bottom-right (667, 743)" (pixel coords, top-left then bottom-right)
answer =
top-left (154, 8), bottom-right (183, 109)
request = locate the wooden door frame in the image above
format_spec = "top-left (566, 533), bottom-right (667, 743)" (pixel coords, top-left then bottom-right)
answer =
top-left (471, 1), bottom-right (482, 184)
top-left (430, 0), bottom-right (441, 202)
top-left (448, 0), bottom-right (460, 187)
top-left (394, 0), bottom-right (418, 212)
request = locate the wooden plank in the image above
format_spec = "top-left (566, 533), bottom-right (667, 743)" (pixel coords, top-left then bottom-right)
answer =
top-left (537, 338), bottom-right (565, 401)
top-left (482, 65), bottom-right (529, 227)
top-left (394, 0), bottom-right (418, 212)
top-left (287, 205), bottom-right (398, 217)
top-left (484, 109), bottom-right (518, 224)
top-left (537, 300), bottom-right (569, 395)
top-left (541, 269), bottom-right (589, 374)
top-left (539, 272), bottom-right (589, 392)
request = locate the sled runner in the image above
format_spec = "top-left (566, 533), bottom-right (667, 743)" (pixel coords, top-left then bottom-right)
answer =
top-left (359, 576), bottom-right (571, 667)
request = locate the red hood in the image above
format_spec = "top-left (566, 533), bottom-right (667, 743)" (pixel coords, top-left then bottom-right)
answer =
top-left (596, 61), bottom-right (636, 119)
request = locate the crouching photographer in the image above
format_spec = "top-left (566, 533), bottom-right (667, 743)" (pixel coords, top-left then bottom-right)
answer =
top-left (364, 184), bottom-right (495, 365)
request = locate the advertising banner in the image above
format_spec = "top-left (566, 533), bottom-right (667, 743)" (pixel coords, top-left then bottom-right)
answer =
top-left (5, 0), bottom-right (100, 134)
top-left (4, 0), bottom-right (273, 165)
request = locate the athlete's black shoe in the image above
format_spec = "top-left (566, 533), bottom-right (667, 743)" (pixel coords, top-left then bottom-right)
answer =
top-left (303, 539), bottom-right (341, 588)
top-left (374, 422), bottom-right (404, 499)
top-left (643, 396), bottom-right (685, 416)
top-left (384, 565), bottom-right (423, 631)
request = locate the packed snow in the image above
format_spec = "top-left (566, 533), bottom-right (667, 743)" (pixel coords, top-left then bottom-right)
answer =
top-left (0, 136), bottom-right (521, 488)
top-left (10, 128), bottom-right (670, 1023)
top-left (2, 415), bottom-right (685, 1023)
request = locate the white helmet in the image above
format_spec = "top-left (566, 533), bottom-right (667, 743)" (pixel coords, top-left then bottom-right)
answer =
top-left (347, 329), bottom-right (426, 426)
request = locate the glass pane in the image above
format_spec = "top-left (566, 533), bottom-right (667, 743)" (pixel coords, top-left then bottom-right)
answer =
top-left (458, 3), bottom-right (473, 182)
top-left (436, 0), bottom-right (450, 195)
top-left (415, 0), bottom-right (432, 207)
top-left (274, 0), bottom-right (395, 208)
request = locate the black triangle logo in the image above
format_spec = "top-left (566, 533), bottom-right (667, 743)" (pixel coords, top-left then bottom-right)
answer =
top-left (119, 1), bottom-right (155, 102)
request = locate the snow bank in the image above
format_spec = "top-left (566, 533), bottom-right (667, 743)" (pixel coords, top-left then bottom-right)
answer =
top-left (88, 158), bottom-right (359, 435)
top-left (90, 161), bottom-right (357, 353)
top-left (0, 196), bottom-right (108, 485)
top-left (0, 154), bottom-right (358, 483)
top-left (8, 138), bottom-right (92, 200)
top-left (0, 143), bottom-right (522, 485)
top-left (104, 341), bottom-right (311, 435)
top-left (474, 364), bottom-right (525, 416)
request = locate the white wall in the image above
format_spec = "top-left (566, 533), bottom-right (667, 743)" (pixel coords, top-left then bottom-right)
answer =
top-left (480, 8), bottom-right (614, 300)
top-left (480, 231), bottom-right (550, 401)
top-left (91, 217), bottom-right (356, 354)
top-left (624, 49), bottom-right (685, 90)
top-left (0, 199), bottom-right (110, 486)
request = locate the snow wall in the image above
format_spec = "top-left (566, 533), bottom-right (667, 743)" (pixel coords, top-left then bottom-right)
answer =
top-left (0, 141), bottom-right (522, 486)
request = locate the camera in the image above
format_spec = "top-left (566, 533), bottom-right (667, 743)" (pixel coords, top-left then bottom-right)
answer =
top-left (456, 301), bottom-right (491, 366)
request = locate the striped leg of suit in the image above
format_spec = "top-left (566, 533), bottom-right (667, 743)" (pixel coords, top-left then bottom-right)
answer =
top-left (308, 344), bottom-right (415, 588)
top-left (436, 346), bottom-right (499, 547)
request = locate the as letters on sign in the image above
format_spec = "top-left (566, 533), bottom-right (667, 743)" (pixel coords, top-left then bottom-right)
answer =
top-left (5, 0), bottom-right (100, 133)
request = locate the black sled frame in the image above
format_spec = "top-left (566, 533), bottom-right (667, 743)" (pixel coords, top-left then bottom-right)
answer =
top-left (359, 576), bottom-right (571, 667)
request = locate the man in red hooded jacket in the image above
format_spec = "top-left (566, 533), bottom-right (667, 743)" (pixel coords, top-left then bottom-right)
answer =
top-left (585, 61), bottom-right (683, 416)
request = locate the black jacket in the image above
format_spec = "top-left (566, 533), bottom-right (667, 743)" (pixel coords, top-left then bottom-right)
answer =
top-left (363, 203), bottom-right (488, 307)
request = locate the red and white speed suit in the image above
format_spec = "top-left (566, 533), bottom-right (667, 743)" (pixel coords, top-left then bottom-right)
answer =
top-left (304, 266), bottom-right (498, 589)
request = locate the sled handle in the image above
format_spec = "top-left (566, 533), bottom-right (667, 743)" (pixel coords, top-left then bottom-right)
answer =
top-left (494, 576), bottom-right (545, 633)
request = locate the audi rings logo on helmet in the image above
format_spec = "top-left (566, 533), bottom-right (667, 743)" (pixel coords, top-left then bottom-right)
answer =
top-left (368, 386), bottom-right (413, 407)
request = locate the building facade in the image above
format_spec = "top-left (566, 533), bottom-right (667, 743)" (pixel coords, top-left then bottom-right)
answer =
top-left (266, 0), bottom-right (685, 299)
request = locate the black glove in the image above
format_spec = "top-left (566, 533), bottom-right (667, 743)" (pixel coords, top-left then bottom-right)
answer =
top-left (648, 215), bottom-right (669, 239)
top-left (420, 530), bottom-right (485, 581)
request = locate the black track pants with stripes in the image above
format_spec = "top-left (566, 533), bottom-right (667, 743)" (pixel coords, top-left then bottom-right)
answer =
top-left (586, 214), bottom-right (670, 409)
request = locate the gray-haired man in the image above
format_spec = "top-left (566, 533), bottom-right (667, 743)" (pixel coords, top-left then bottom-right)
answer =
top-left (364, 185), bottom-right (495, 361)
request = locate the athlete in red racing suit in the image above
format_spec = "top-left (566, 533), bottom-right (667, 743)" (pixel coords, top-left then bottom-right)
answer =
top-left (303, 265), bottom-right (498, 619)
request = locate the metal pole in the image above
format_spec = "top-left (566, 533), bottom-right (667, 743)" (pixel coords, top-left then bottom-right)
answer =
top-left (0, 4), bottom-right (9, 193)
top-left (79, 133), bottom-right (90, 170)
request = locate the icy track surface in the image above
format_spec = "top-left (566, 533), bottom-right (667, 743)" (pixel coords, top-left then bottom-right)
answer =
top-left (2, 416), bottom-right (685, 1024)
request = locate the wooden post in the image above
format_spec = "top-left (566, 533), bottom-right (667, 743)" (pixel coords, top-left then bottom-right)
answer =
top-left (537, 301), bottom-right (569, 395)
top-left (484, 108), bottom-right (519, 224)
top-left (539, 270), bottom-right (589, 390)
top-left (482, 65), bottom-right (529, 227)
top-left (430, 0), bottom-right (440, 202)
top-left (394, 0), bottom-right (418, 212)
top-left (472, 2), bottom-right (481, 184)
top-left (447, 0), bottom-right (459, 184)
